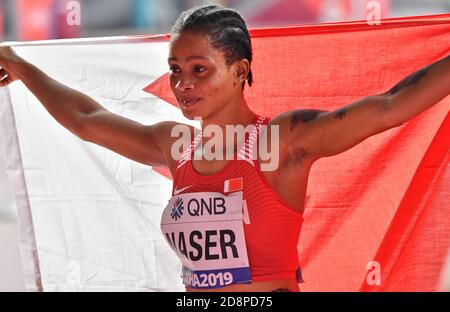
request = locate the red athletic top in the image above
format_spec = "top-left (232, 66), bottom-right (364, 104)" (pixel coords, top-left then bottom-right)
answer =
top-left (172, 115), bottom-right (304, 283)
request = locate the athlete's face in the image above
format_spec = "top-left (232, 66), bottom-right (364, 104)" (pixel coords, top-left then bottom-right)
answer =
top-left (168, 31), bottom-right (241, 121)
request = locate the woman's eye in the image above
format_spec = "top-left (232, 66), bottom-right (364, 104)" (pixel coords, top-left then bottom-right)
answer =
top-left (194, 66), bottom-right (206, 73)
top-left (169, 66), bottom-right (206, 74)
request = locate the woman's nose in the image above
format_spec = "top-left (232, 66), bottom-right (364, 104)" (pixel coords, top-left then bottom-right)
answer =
top-left (175, 76), bottom-right (194, 92)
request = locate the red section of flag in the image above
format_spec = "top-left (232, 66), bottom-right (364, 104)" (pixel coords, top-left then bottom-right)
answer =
top-left (360, 111), bottom-right (450, 292)
top-left (152, 166), bottom-right (172, 180)
top-left (144, 14), bottom-right (450, 291)
top-left (143, 73), bottom-right (178, 108)
top-left (249, 14), bottom-right (450, 291)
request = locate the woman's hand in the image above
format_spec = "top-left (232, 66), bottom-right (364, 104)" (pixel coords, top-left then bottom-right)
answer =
top-left (0, 45), bottom-right (23, 87)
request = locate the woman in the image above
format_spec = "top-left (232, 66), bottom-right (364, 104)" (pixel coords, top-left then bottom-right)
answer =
top-left (0, 4), bottom-right (448, 292)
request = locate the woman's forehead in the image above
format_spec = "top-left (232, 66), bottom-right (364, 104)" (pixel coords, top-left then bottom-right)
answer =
top-left (168, 32), bottom-right (223, 62)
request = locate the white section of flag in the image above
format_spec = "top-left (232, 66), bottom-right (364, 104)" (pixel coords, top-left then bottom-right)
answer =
top-left (0, 38), bottom-right (196, 291)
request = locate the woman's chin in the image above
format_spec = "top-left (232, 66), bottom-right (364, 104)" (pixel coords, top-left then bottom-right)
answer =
top-left (181, 110), bottom-right (203, 121)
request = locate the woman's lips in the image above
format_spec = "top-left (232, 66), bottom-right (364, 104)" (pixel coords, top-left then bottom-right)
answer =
top-left (180, 98), bottom-right (201, 108)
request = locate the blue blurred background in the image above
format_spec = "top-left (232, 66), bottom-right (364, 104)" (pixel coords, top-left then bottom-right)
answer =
top-left (0, 0), bottom-right (449, 291)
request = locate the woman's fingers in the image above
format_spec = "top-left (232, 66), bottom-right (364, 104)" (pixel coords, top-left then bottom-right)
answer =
top-left (0, 45), bottom-right (10, 65)
top-left (0, 68), bottom-right (13, 87)
top-left (0, 77), bottom-right (9, 87)
top-left (0, 46), bottom-right (23, 87)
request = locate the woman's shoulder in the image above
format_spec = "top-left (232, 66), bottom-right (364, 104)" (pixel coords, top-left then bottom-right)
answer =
top-left (263, 111), bottom-right (302, 144)
top-left (153, 121), bottom-right (199, 173)
top-left (153, 120), bottom-right (199, 150)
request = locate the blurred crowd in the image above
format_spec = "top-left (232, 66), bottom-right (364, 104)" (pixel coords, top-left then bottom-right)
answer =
top-left (0, 0), bottom-right (448, 41)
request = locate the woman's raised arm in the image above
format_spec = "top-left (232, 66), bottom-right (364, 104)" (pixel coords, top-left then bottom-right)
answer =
top-left (277, 54), bottom-right (450, 161)
top-left (0, 45), bottom-right (173, 167)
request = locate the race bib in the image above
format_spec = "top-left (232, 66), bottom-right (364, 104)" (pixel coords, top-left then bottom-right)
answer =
top-left (160, 191), bottom-right (251, 289)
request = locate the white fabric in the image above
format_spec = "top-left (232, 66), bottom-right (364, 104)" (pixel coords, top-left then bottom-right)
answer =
top-left (0, 38), bottom-right (199, 291)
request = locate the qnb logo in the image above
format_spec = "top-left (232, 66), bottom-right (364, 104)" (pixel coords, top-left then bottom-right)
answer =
top-left (187, 198), bottom-right (226, 216)
top-left (171, 197), bottom-right (184, 221)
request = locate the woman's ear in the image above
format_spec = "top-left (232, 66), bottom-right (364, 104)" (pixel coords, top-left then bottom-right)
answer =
top-left (235, 59), bottom-right (250, 81)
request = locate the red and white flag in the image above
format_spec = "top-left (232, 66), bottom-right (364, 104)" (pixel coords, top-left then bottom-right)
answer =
top-left (0, 14), bottom-right (449, 291)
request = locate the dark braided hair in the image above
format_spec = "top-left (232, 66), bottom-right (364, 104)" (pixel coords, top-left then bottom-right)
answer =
top-left (171, 4), bottom-right (253, 90)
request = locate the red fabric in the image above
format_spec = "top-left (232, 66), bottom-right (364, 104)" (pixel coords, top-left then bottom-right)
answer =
top-left (145, 14), bottom-right (450, 291)
top-left (173, 116), bottom-right (304, 282)
top-left (360, 112), bottom-right (450, 291)
top-left (248, 15), bottom-right (449, 291)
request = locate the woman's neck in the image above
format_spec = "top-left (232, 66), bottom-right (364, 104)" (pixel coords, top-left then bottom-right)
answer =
top-left (198, 96), bottom-right (258, 157)
top-left (200, 96), bottom-right (257, 131)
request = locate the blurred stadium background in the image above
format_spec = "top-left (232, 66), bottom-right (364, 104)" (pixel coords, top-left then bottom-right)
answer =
top-left (0, 0), bottom-right (449, 291)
